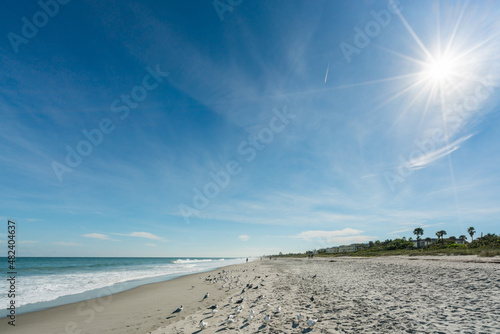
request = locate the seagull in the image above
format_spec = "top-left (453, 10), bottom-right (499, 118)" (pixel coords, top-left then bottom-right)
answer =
top-left (229, 297), bottom-right (233, 303)
top-left (297, 314), bottom-right (304, 322)
top-left (247, 314), bottom-right (254, 322)
top-left (312, 274), bottom-right (317, 279)
top-left (264, 314), bottom-right (271, 324)
top-left (265, 303), bottom-right (271, 309)
top-left (199, 320), bottom-right (208, 329)
top-left (211, 308), bottom-right (218, 315)
top-left (250, 309), bottom-right (255, 316)
top-left (226, 315), bottom-right (235, 326)
top-left (275, 306), bottom-right (281, 313)
top-left (203, 292), bottom-right (209, 300)
top-left (172, 305), bottom-right (183, 314)
top-left (307, 317), bottom-right (317, 328)
top-left (207, 304), bottom-right (218, 310)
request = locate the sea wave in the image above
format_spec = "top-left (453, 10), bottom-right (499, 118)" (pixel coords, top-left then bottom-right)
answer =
top-left (14, 257), bottom-right (241, 311)
top-left (171, 258), bottom-right (224, 264)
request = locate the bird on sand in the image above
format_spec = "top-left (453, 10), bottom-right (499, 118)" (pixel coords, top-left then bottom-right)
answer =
top-left (199, 320), bottom-right (208, 329)
top-left (275, 306), bottom-right (281, 313)
top-left (226, 315), bottom-right (235, 326)
top-left (264, 314), bottom-right (271, 324)
top-left (203, 292), bottom-right (209, 300)
top-left (172, 305), bottom-right (183, 314)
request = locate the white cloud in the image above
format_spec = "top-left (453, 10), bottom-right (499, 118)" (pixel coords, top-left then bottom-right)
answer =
top-left (293, 228), bottom-right (377, 246)
top-left (82, 233), bottom-right (111, 240)
top-left (294, 228), bottom-right (364, 241)
top-left (113, 232), bottom-right (166, 242)
top-left (238, 235), bottom-right (250, 241)
top-left (408, 134), bottom-right (473, 169)
top-left (145, 243), bottom-right (157, 247)
top-left (53, 241), bottom-right (82, 246)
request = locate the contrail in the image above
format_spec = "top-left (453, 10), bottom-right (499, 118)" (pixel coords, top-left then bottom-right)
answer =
top-left (324, 62), bottom-right (329, 83)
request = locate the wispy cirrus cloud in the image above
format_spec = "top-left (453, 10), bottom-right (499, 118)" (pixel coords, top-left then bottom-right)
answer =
top-left (112, 232), bottom-right (167, 242)
top-left (291, 228), bottom-right (378, 248)
top-left (82, 233), bottom-right (112, 240)
top-left (408, 134), bottom-right (473, 170)
top-left (294, 228), bottom-right (363, 241)
top-left (293, 228), bottom-right (377, 246)
top-left (238, 235), bottom-right (250, 241)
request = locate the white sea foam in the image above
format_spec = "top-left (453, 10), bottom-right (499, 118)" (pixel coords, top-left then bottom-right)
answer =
top-left (171, 258), bottom-right (224, 264)
top-left (16, 258), bottom-right (243, 308)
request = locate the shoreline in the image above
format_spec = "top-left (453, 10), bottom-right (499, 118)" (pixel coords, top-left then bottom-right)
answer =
top-left (3, 257), bottom-right (245, 318)
top-left (0, 261), bottom-right (251, 334)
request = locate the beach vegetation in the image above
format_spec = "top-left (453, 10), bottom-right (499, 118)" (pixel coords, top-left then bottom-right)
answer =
top-left (468, 227), bottom-right (476, 241)
top-left (413, 227), bottom-right (424, 244)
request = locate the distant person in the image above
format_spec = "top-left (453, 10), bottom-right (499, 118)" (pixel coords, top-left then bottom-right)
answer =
top-left (246, 258), bottom-right (248, 263)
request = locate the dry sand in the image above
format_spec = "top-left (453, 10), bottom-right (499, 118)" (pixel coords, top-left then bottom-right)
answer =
top-left (2, 256), bottom-right (499, 333)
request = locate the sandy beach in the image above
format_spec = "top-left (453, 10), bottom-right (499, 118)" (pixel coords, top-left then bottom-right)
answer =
top-left (2, 256), bottom-right (499, 333)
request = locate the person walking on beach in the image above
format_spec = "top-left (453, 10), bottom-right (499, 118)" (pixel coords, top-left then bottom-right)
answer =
top-left (246, 258), bottom-right (248, 263)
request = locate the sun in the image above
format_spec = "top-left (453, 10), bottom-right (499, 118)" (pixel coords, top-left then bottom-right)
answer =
top-left (421, 54), bottom-right (460, 85)
top-left (427, 57), bottom-right (457, 81)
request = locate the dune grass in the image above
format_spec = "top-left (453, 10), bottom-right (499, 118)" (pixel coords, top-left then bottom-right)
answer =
top-left (278, 247), bottom-right (500, 258)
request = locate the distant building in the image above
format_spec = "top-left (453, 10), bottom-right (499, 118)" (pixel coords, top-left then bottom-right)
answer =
top-left (325, 243), bottom-right (364, 253)
top-left (411, 238), bottom-right (467, 248)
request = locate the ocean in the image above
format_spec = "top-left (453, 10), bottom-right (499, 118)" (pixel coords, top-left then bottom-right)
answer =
top-left (2, 257), bottom-right (246, 316)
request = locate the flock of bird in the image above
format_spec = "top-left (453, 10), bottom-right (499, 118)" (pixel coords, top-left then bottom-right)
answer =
top-left (170, 268), bottom-right (319, 331)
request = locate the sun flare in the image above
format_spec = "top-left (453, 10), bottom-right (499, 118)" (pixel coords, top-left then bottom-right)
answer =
top-left (421, 54), bottom-right (460, 85)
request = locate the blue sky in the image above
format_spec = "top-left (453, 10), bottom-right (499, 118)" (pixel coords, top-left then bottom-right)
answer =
top-left (1, 0), bottom-right (499, 257)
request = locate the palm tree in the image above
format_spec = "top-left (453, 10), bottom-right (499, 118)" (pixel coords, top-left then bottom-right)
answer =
top-left (459, 235), bottom-right (467, 243)
top-left (440, 230), bottom-right (447, 243)
top-left (436, 230), bottom-right (447, 244)
top-left (468, 227), bottom-right (476, 241)
top-left (413, 228), bottom-right (424, 247)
